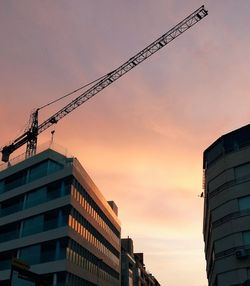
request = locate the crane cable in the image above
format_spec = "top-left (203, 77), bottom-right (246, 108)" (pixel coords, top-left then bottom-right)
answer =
top-left (37, 72), bottom-right (111, 111)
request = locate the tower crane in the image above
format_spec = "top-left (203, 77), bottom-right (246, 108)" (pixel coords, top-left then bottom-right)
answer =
top-left (1, 6), bottom-right (207, 163)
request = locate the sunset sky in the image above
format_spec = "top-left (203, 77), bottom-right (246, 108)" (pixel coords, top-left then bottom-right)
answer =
top-left (1, 1), bottom-right (250, 285)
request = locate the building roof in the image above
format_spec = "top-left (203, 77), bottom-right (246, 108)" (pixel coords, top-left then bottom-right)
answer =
top-left (203, 124), bottom-right (250, 168)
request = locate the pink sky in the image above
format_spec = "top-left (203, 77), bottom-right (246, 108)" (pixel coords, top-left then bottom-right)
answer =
top-left (1, 1), bottom-right (250, 285)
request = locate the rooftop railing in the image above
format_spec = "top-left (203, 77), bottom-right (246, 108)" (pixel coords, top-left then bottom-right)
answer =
top-left (0, 141), bottom-right (72, 172)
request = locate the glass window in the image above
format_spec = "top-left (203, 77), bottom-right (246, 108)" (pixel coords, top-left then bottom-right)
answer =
top-left (76, 191), bottom-right (80, 202)
top-left (57, 272), bottom-right (67, 286)
top-left (25, 187), bottom-right (47, 209)
top-left (63, 177), bottom-right (72, 195)
top-left (0, 222), bottom-right (20, 243)
top-left (48, 160), bottom-right (63, 173)
top-left (60, 208), bottom-right (69, 227)
top-left (243, 231), bottom-right (250, 245)
top-left (235, 163), bottom-right (250, 179)
top-left (22, 215), bottom-right (43, 237)
top-left (68, 215), bottom-right (73, 227)
top-left (0, 250), bottom-right (17, 270)
top-left (12, 270), bottom-right (37, 286)
top-left (29, 161), bottom-right (48, 182)
top-left (71, 217), bottom-right (75, 230)
top-left (5, 170), bottom-right (27, 191)
top-left (0, 195), bottom-right (23, 217)
top-left (0, 180), bottom-right (5, 194)
top-left (239, 196), bottom-right (250, 211)
top-left (72, 251), bottom-right (76, 264)
top-left (20, 244), bottom-right (41, 265)
top-left (47, 181), bottom-right (61, 200)
top-left (41, 240), bottom-right (56, 263)
top-left (58, 239), bottom-right (68, 260)
top-left (44, 210), bottom-right (58, 231)
top-left (38, 274), bottom-right (53, 286)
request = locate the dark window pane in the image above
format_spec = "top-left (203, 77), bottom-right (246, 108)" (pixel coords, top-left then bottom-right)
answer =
top-left (29, 161), bottom-right (48, 182)
top-left (47, 181), bottom-right (61, 200)
top-left (239, 196), bottom-right (250, 211)
top-left (25, 187), bottom-right (47, 209)
top-left (48, 160), bottom-right (63, 173)
top-left (58, 239), bottom-right (68, 260)
top-left (63, 177), bottom-right (72, 195)
top-left (0, 195), bottom-right (23, 217)
top-left (22, 215), bottom-right (43, 237)
top-left (243, 231), bottom-right (250, 245)
top-left (12, 271), bottom-right (36, 286)
top-left (0, 222), bottom-right (20, 242)
top-left (5, 170), bottom-right (26, 191)
top-left (235, 162), bottom-right (250, 179)
top-left (44, 210), bottom-right (58, 231)
top-left (0, 250), bottom-right (17, 270)
top-left (57, 272), bottom-right (66, 286)
top-left (0, 180), bottom-right (5, 194)
top-left (40, 274), bottom-right (53, 286)
top-left (60, 207), bottom-right (70, 227)
top-left (19, 244), bottom-right (41, 265)
top-left (41, 241), bottom-right (56, 263)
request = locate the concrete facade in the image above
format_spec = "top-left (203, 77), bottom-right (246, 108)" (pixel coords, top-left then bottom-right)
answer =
top-left (134, 253), bottom-right (160, 286)
top-left (203, 124), bottom-right (250, 286)
top-left (0, 148), bottom-right (121, 286)
top-left (121, 238), bottom-right (161, 286)
top-left (121, 238), bottom-right (136, 286)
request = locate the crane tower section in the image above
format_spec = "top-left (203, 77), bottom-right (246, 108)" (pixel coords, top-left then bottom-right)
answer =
top-left (1, 5), bottom-right (207, 163)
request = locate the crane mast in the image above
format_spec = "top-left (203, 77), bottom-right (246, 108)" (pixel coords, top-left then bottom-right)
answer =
top-left (1, 5), bottom-right (207, 163)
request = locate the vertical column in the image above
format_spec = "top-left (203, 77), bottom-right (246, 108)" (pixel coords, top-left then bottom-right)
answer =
top-left (52, 272), bottom-right (57, 286)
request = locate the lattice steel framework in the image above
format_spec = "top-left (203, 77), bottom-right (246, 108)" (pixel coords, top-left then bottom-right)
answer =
top-left (1, 5), bottom-right (207, 162)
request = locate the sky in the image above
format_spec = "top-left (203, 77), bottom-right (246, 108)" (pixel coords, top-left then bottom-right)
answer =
top-left (1, 1), bottom-right (250, 285)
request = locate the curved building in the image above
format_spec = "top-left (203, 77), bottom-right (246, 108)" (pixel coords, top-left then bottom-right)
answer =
top-left (203, 124), bottom-right (250, 286)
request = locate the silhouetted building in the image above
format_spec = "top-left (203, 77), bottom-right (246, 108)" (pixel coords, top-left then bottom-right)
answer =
top-left (121, 238), bottom-right (136, 286)
top-left (121, 238), bottom-right (160, 286)
top-left (0, 146), bottom-right (121, 286)
top-left (203, 124), bottom-right (250, 286)
top-left (134, 253), bottom-right (160, 286)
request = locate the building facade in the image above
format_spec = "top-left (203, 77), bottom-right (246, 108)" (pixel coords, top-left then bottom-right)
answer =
top-left (134, 253), bottom-right (160, 286)
top-left (121, 238), bottom-right (136, 286)
top-left (121, 238), bottom-right (161, 286)
top-left (203, 124), bottom-right (250, 286)
top-left (0, 147), bottom-right (121, 285)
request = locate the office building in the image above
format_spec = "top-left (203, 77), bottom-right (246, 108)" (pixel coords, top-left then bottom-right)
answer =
top-left (134, 253), bottom-right (160, 286)
top-left (121, 238), bottom-right (136, 286)
top-left (121, 237), bottom-right (161, 286)
top-left (0, 146), bottom-right (121, 285)
top-left (203, 124), bottom-right (250, 286)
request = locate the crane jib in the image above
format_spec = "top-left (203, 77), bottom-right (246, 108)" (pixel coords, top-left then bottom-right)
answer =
top-left (1, 6), bottom-right (207, 163)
